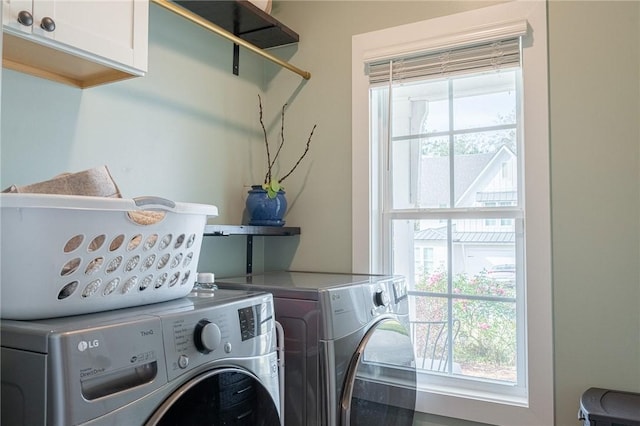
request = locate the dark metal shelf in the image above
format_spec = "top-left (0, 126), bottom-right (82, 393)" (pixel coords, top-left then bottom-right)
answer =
top-left (173, 0), bottom-right (300, 76)
top-left (204, 225), bottom-right (300, 273)
top-left (204, 225), bottom-right (301, 237)
top-left (174, 0), bottom-right (299, 49)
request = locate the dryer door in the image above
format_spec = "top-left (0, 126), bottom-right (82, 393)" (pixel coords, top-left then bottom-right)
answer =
top-left (340, 318), bottom-right (416, 426)
top-left (146, 367), bottom-right (280, 426)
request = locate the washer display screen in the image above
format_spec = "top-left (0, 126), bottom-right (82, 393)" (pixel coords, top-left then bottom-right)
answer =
top-left (238, 304), bottom-right (271, 341)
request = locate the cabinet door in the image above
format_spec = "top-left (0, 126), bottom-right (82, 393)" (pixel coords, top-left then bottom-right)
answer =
top-left (31, 0), bottom-right (148, 72)
top-left (2, 0), bottom-right (36, 35)
top-left (3, 0), bottom-right (148, 77)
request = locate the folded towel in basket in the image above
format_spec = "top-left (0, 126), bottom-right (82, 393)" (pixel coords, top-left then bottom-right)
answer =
top-left (128, 210), bottom-right (165, 225)
top-left (4, 166), bottom-right (168, 226)
top-left (2, 165), bottom-right (121, 198)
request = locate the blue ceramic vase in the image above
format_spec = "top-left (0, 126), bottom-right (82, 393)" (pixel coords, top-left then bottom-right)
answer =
top-left (246, 185), bottom-right (287, 226)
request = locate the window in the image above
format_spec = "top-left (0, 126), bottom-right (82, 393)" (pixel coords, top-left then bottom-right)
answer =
top-left (352, 2), bottom-right (552, 425)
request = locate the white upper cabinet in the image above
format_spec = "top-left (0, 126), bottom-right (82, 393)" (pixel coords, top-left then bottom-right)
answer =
top-left (2, 0), bottom-right (149, 88)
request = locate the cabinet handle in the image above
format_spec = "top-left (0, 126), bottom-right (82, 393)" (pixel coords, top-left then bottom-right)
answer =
top-left (40, 16), bottom-right (55, 32)
top-left (17, 10), bottom-right (33, 27)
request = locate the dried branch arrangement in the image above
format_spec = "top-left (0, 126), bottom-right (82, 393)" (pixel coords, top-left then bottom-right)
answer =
top-left (258, 94), bottom-right (317, 198)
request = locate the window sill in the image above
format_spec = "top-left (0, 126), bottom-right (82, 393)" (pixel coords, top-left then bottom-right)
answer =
top-left (416, 383), bottom-right (545, 426)
top-left (417, 382), bottom-right (527, 408)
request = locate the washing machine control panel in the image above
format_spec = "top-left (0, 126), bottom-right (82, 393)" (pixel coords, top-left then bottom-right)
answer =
top-left (161, 294), bottom-right (275, 381)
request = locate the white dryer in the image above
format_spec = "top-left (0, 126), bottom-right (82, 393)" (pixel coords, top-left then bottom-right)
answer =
top-left (1, 289), bottom-right (281, 426)
top-left (216, 271), bottom-right (417, 426)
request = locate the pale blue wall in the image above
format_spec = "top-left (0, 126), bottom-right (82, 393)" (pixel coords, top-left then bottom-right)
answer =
top-left (1, 4), bottom-right (300, 277)
top-left (549, 1), bottom-right (640, 425)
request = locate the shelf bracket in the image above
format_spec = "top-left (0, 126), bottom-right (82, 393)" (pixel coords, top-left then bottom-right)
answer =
top-left (232, 20), bottom-right (240, 76)
top-left (233, 43), bottom-right (240, 75)
top-left (152, 0), bottom-right (311, 80)
top-left (246, 235), bottom-right (254, 274)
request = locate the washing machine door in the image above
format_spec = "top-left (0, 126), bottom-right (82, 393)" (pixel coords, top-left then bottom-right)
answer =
top-left (340, 318), bottom-right (416, 426)
top-left (146, 367), bottom-right (280, 426)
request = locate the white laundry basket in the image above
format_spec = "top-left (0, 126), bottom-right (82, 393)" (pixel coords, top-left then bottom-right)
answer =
top-left (1, 193), bottom-right (218, 320)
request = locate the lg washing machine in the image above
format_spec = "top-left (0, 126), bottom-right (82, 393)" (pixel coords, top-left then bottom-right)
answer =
top-left (1, 289), bottom-right (281, 426)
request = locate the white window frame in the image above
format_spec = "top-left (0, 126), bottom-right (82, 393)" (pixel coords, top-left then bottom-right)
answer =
top-left (351, 2), bottom-right (553, 425)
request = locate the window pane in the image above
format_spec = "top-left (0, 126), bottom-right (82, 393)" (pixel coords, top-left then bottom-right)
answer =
top-left (410, 295), bottom-right (455, 373)
top-left (418, 136), bottom-right (451, 209)
top-left (452, 72), bottom-right (517, 131)
top-left (390, 137), bottom-right (419, 209)
top-left (412, 294), bottom-right (448, 323)
top-left (453, 130), bottom-right (518, 208)
top-left (395, 220), bottom-right (448, 289)
top-left (404, 219), bottom-right (517, 295)
top-left (451, 218), bottom-right (516, 299)
top-left (392, 136), bottom-right (451, 209)
top-left (391, 80), bottom-right (450, 139)
top-left (452, 299), bottom-right (516, 382)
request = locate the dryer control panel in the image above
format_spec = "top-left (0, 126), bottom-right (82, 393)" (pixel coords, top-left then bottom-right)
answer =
top-left (320, 276), bottom-right (408, 340)
top-left (363, 276), bottom-right (409, 318)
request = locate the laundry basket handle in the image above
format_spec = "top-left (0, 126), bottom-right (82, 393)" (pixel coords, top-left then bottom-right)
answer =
top-left (133, 196), bottom-right (176, 211)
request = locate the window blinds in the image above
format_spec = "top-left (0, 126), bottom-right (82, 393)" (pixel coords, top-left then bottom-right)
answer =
top-left (367, 37), bottom-right (521, 85)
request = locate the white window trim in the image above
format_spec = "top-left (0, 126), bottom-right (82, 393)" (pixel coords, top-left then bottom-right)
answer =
top-left (351, 2), bottom-right (553, 425)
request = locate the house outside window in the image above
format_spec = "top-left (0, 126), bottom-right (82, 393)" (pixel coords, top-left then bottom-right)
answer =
top-left (414, 246), bottom-right (437, 280)
top-left (352, 2), bottom-right (553, 425)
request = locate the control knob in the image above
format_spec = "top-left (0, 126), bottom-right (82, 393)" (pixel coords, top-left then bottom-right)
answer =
top-left (373, 289), bottom-right (390, 307)
top-left (194, 319), bottom-right (221, 354)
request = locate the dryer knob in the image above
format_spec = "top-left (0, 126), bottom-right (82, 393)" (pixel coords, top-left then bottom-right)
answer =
top-left (194, 320), bottom-right (222, 354)
top-left (374, 289), bottom-right (390, 307)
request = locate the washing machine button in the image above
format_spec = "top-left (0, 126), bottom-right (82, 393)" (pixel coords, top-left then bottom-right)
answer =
top-left (178, 354), bottom-right (189, 369)
top-left (194, 319), bottom-right (222, 354)
top-left (224, 342), bottom-right (232, 353)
